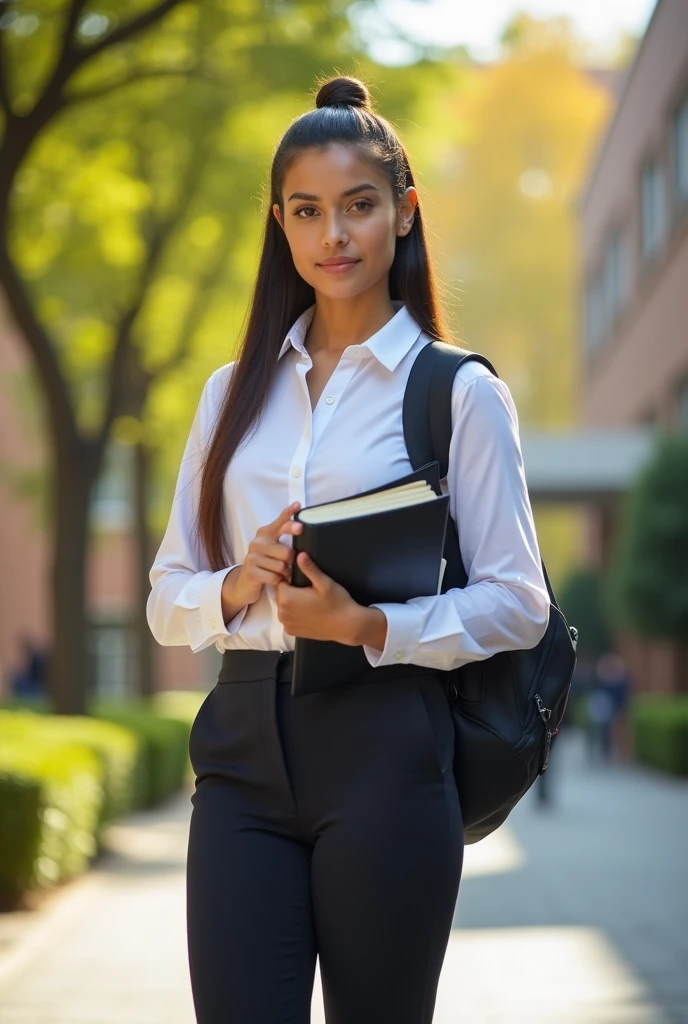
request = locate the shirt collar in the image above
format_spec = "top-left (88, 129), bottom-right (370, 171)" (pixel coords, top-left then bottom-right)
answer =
top-left (277, 299), bottom-right (423, 372)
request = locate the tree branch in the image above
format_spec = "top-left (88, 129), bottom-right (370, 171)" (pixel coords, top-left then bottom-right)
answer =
top-left (78, 0), bottom-right (186, 64)
top-left (96, 227), bottom-right (169, 456)
top-left (63, 66), bottom-right (218, 106)
top-left (0, 240), bottom-right (78, 455)
top-left (36, 0), bottom-right (186, 125)
top-left (0, 25), bottom-right (12, 117)
top-left (156, 238), bottom-right (231, 377)
top-left (97, 144), bottom-right (211, 450)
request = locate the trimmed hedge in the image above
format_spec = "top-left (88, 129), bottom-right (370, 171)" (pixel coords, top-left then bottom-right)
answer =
top-left (151, 689), bottom-right (207, 785)
top-left (632, 695), bottom-right (688, 776)
top-left (0, 773), bottom-right (42, 909)
top-left (93, 703), bottom-right (191, 805)
top-left (0, 690), bottom-right (204, 908)
top-left (0, 736), bottom-right (104, 908)
top-left (0, 711), bottom-right (145, 828)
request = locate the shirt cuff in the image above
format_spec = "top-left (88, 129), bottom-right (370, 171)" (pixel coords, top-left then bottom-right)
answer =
top-left (361, 602), bottom-right (425, 668)
top-left (196, 565), bottom-right (248, 640)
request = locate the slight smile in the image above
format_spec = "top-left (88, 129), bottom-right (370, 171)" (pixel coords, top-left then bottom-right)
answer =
top-left (317, 258), bottom-right (361, 274)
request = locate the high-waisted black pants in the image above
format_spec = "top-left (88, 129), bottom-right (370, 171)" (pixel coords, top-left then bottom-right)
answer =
top-left (186, 649), bottom-right (464, 1024)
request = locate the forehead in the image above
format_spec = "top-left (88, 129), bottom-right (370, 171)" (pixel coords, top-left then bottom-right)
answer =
top-left (282, 143), bottom-right (389, 196)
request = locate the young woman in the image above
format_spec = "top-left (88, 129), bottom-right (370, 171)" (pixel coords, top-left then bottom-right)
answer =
top-left (147, 74), bottom-right (550, 1024)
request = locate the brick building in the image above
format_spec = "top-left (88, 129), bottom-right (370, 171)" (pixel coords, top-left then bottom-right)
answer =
top-left (578, 0), bottom-right (688, 693)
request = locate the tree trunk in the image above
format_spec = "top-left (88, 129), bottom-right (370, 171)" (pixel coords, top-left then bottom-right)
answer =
top-left (134, 440), bottom-right (156, 701)
top-left (49, 445), bottom-right (98, 716)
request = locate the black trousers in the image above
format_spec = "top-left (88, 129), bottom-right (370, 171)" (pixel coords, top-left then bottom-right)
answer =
top-left (186, 649), bottom-right (463, 1024)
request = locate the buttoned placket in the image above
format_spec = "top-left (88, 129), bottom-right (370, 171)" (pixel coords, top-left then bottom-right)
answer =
top-left (287, 344), bottom-right (370, 506)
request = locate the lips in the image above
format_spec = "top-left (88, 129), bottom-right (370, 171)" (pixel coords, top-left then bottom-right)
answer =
top-left (318, 258), bottom-right (360, 266)
top-left (317, 258), bottom-right (361, 274)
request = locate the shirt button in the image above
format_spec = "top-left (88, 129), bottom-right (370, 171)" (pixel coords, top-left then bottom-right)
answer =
top-left (325, 396), bottom-right (334, 405)
top-left (210, 616), bottom-right (218, 630)
top-left (394, 651), bottom-right (404, 661)
top-left (292, 467), bottom-right (301, 478)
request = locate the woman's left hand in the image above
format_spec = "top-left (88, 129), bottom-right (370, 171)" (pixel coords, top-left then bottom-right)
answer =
top-left (275, 552), bottom-right (362, 645)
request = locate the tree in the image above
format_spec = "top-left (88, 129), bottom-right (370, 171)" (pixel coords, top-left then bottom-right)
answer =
top-left (0, 0), bottom-right (377, 713)
top-left (606, 432), bottom-right (688, 648)
top-left (558, 566), bottom-right (613, 660)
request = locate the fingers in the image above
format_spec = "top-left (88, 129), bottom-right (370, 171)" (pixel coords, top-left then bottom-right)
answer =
top-left (267, 501), bottom-right (302, 537)
top-left (262, 554), bottom-right (293, 579)
top-left (252, 566), bottom-right (291, 587)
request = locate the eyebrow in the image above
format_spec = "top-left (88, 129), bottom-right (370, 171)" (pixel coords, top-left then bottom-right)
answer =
top-left (286, 183), bottom-right (381, 202)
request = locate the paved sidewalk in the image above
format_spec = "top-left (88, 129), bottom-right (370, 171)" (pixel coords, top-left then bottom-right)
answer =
top-left (0, 728), bottom-right (686, 1023)
top-left (438, 729), bottom-right (688, 1023)
top-left (0, 785), bottom-right (196, 1024)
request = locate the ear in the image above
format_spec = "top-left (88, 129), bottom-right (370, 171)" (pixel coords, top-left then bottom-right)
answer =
top-left (396, 186), bottom-right (418, 237)
top-left (272, 203), bottom-right (284, 232)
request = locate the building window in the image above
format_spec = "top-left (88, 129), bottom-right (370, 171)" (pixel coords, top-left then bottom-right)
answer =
top-left (677, 375), bottom-right (688, 427)
top-left (88, 618), bottom-right (138, 701)
top-left (673, 92), bottom-right (688, 208)
top-left (90, 440), bottom-right (134, 531)
top-left (584, 272), bottom-right (604, 355)
top-left (603, 228), bottom-right (628, 328)
top-left (641, 158), bottom-right (666, 262)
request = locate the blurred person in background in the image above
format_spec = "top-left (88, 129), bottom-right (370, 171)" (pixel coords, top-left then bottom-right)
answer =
top-left (9, 633), bottom-right (48, 698)
top-left (585, 651), bottom-right (630, 764)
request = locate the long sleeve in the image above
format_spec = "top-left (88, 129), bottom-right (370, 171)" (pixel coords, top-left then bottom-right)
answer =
top-left (146, 365), bottom-right (249, 653)
top-left (362, 369), bottom-right (550, 671)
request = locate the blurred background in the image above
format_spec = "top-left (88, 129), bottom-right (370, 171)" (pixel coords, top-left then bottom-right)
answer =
top-left (0, 0), bottom-right (686, 1021)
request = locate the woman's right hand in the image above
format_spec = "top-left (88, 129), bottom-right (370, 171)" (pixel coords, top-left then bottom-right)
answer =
top-left (220, 502), bottom-right (304, 620)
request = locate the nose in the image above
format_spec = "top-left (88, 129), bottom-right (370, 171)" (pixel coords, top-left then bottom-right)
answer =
top-left (321, 210), bottom-right (348, 247)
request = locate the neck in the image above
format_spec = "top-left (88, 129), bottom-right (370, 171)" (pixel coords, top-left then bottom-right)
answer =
top-left (305, 289), bottom-right (398, 356)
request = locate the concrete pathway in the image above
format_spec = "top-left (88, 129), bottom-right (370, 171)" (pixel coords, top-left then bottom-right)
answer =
top-left (0, 728), bottom-right (686, 1023)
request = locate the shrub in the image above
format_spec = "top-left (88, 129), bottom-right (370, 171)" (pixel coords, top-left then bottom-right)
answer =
top-left (558, 567), bottom-right (613, 659)
top-left (0, 710), bottom-right (146, 825)
top-left (606, 431), bottom-right (688, 644)
top-left (631, 696), bottom-right (688, 776)
top-left (0, 773), bottom-right (42, 909)
top-left (0, 736), bottom-right (104, 908)
top-left (94, 703), bottom-right (190, 805)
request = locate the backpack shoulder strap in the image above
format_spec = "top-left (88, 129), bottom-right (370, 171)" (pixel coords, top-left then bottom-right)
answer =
top-left (402, 339), bottom-right (560, 607)
top-left (402, 340), bottom-right (498, 478)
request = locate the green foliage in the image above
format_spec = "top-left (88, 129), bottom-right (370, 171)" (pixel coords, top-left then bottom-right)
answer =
top-left (0, 710), bottom-right (147, 825)
top-left (0, 731), bottom-right (104, 906)
top-left (558, 566), bottom-right (613, 658)
top-left (152, 687), bottom-right (207, 725)
top-left (0, 693), bottom-right (199, 905)
top-left (0, 773), bottom-right (42, 910)
top-left (632, 696), bottom-right (688, 776)
top-left (606, 432), bottom-right (688, 643)
top-left (94, 702), bottom-right (190, 805)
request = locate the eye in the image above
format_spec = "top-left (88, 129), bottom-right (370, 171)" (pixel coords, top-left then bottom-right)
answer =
top-left (293, 199), bottom-right (374, 218)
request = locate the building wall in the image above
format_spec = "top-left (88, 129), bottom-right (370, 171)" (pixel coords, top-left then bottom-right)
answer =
top-left (0, 302), bottom-right (50, 692)
top-left (581, 0), bottom-right (688, 425)
top-left (579, 0), bottom-right (688, 694)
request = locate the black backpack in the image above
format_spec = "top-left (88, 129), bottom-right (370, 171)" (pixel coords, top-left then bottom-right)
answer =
top-left (402, 341), bottom-right (579, 844)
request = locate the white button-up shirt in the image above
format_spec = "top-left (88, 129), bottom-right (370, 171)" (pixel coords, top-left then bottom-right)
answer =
top-left (147, 300), bottom-right (550, 670)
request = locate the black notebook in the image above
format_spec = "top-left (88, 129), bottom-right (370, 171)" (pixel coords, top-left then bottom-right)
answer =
top-left (289, 461), bottom-right (450, 696)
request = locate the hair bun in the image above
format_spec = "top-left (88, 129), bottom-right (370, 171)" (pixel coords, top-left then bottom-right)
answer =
top-left (315, 76), bottom-right (371, 111)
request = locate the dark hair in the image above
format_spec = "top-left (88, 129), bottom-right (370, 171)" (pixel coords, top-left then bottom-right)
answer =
top-left (196, 74), bottom-right (453, 571)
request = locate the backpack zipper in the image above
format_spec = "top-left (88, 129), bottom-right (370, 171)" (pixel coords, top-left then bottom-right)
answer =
top-left (534, 693), bottom-right (552, 773)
